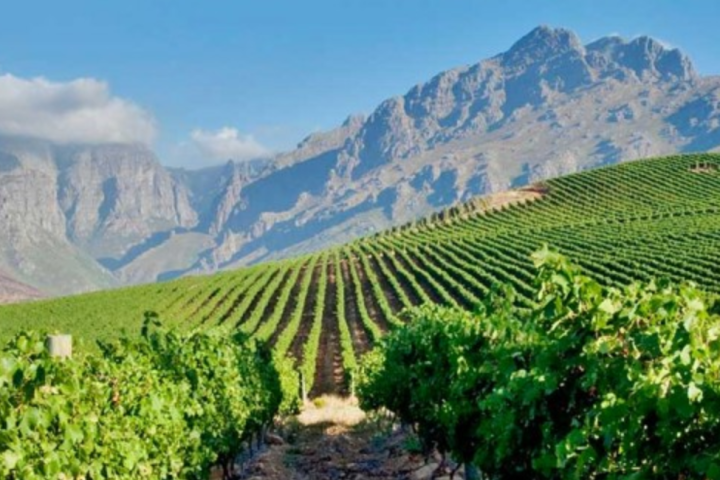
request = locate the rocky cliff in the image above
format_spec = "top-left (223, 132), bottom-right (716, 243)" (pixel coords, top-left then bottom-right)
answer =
top-left (0, 142), bottom-right (197, 294)
top-left (187, 26), bottom-right (718, 273)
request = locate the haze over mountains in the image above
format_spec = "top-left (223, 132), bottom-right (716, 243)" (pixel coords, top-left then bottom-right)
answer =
top-left (2, 25), bottom-right (719, 296)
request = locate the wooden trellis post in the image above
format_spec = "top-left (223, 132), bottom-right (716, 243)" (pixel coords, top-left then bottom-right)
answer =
top-left (299, 371), bottom-right (308, 403)
top-left (348, 372), bottom-right (356, 398)
top-left (46, 334), bottom-right (72, 359)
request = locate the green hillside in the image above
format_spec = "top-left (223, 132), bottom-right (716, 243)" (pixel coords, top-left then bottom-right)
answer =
top-left (3, 153), bottom-right (720, 395)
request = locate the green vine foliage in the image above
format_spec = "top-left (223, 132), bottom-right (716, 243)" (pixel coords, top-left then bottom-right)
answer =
top-left (0, 316), bottom-right (295, 479)
top-left (357, 246), bottom-right (720, 479)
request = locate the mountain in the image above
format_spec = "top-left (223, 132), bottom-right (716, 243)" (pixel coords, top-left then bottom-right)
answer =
top-left (2, 25), bottom-right (720, 296)
top-left (0, 141), bottom-right (196, 294)
top-left (185, 26), bottom-right (718, 272)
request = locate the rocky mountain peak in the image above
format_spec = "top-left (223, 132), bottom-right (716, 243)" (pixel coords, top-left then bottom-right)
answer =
top-left (335, 27), bottom-right (702, 181)
top-left (503, 25), bottom-right (584, 68)
top-left (620, 36), bottom-right (695, 81)
top-left (342, 114), bottom-right (367, 129)
top-left (587, 34), bottom-right (696, 82)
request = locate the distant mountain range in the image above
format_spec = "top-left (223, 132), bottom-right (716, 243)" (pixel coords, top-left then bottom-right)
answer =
top-left (2, 25), bottom-right (720, 297)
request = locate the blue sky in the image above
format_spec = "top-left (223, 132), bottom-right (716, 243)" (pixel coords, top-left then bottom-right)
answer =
top-left (0, 0), bottom-right (718, 167)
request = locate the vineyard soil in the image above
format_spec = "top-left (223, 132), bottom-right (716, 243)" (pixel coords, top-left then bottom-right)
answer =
top-left (341, 260), bottom-right (372, 356)
top-left (310, 264), bottom-right (345, 397)
top-left (289, 264), bottom-right (321, 362)
top-left (233, 396), bottom-right (467, 480)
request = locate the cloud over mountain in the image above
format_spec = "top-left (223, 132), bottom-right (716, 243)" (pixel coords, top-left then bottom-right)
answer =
top-left (190, 127), bottom-right (270, 162)
top-left (0, 73), bottom-right (155, 145)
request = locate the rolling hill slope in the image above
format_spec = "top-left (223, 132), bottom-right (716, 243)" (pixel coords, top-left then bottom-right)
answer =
top-left (3, 153), bottom-right (720, 394)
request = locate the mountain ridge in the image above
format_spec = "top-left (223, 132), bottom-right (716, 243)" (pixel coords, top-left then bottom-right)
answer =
top-left (2, 26), bottom-right (720, 296)
top-left (190, 26), bottom-right (712, 270)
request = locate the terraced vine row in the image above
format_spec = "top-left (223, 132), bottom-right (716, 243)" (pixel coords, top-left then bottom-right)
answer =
top-left (4, 154), bottom-right (720, 395)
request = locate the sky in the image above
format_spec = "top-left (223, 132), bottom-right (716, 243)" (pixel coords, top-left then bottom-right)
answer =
top-left (0, 0), bottom-right (719, 168)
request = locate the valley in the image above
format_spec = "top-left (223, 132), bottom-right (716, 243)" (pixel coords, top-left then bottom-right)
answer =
top-left (3, 153), bottom-right (720, 395)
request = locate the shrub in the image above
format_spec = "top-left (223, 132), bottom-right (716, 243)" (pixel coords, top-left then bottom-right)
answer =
top-left (358, 246), bottom-right (720, 479)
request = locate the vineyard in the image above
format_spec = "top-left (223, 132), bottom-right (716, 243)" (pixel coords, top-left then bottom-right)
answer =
top-left (357, 249), bottom-right (720, 478)
top-left (3, 153), bottom-right (720, 397)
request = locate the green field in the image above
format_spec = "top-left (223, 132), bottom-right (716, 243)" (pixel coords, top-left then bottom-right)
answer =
top-left (3, 153), bottom-right (720, 395)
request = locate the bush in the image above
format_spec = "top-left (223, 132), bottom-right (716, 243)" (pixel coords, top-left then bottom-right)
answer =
top-left (358, 246), bottom-right (720, 479)
top-left (0, 318), bottom-right (287, 479)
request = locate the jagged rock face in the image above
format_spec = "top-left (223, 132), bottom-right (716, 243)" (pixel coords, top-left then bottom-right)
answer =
top-left (0, 151), bottom-right (66, 242)
top-left (276, 114), bottom-right (366, 169)
top-left (56, 144), bottom-right (197, 258)
top-left (328, 28), bottom-right (697, 186)
top-left (170, 158), bottom-right (270, 232)
top-left (0, 142), bottom-right (118, 295)
top-left (205, 115), bottom-right (366, 238)
top-left (340, 27), bottom-right (698, 178)
top-left (189, 26), bottom-right (720, 272)
top-left (0, 142), bottom-right (197, 294)
top-left (502, 26), bottom-right (585, 70)
top-left (667, 87), bottom-right (720, 150)
top-left (208, 163), bottom-right (249, 236)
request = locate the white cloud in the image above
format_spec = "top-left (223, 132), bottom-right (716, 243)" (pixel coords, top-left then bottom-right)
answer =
top-left (0, 73), bottom-right (155, 145)
top-left (190, 127), bottom-right (270, 162)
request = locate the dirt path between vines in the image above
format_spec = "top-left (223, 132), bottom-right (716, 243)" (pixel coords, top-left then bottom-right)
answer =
top-left (233, 396), bottom-right (469, 480)
top-left (288, 263), bottom-right (321, 363)
top-left (340, 260), bottom-right (371, 357)
top-left (310, 264), bottom-right (345, 397)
